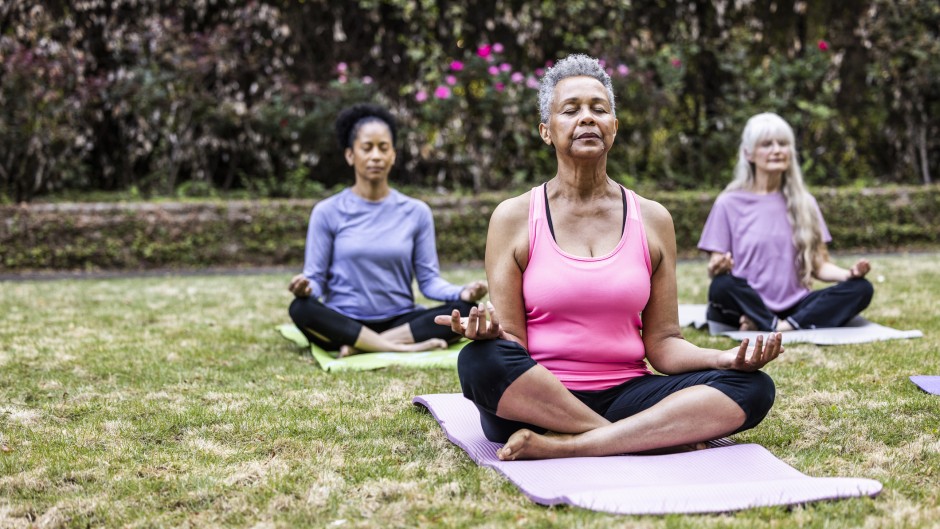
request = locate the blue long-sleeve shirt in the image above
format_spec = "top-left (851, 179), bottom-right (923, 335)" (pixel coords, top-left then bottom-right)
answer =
top-left (302, 188), bottom-right (462, 320)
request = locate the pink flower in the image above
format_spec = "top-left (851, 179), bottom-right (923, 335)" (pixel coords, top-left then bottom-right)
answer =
top-left (415, 90), bottom-right (428, 102)
top-left (434, 85), bottom-right (451, 99)
top-left (499, 62), bottom-right (511, 72)
top-left (511, 72), bottom-right (524, 83)
top-left (526, 75), bottom-right (539, 89)
top-left (477, 44), bottom-right (492, 58)
top-left (338, 75), bottom-right (347, 84)
top-left (336, 62), bottom-right (348, 73)
top-left (493, 42), bottom-right (504, 53)
top-left (535, 68), bottom-right (545, 77)
top-left (598, 59), bottom-right (606, 68)
top-left (617, 64), bottom-right (630, 76)
top-left (362, 76), bottom-right (373, 84)
top-left (450, 60), bottom-right (464, 71)
top-left (818, 40), bottom-right (830, 51)
top-left (494, 82), bottom-right (505, 92)
top-left (671, 58), bottom-right (682, 68)
top-left (488, 65), bottom-right (500, 76)
top-left (545, 60), bottom-right (554, 67)
top-left (445, 74), bottom-right (457, 86)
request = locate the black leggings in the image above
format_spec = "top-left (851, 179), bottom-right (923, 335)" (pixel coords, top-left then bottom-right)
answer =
top-left (288, 297), bottom-right (476, 351)
top-left (707, 274), bottom-right (874, 331)
top-left (458, 339), bottom-right (776, 443)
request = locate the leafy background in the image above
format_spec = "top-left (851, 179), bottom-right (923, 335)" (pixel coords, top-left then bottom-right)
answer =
top-left (1, 0), bottom-right (938, 203)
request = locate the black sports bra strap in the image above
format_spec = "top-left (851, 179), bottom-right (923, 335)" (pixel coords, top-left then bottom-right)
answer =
top-left (620, 186), bottom-right (627, 237)
top-left (544, 183), bottom-right (556, 240)
top-left (543, 183), bottom-right (628, 241)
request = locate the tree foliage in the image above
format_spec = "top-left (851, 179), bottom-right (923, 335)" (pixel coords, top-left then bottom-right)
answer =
top-left (1, 0), bottom-right (937, 202)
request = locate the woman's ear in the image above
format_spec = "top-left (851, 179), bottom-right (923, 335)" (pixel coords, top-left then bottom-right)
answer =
top-left (743, 148), bottom-right (753, 163)
top-left (344, 148), bottom-right (354, 166)
top-left (538, 122), bottom-right (552, 146)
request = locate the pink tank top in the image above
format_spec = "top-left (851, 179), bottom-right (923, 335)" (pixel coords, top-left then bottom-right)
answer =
top-left (523, 184), bottom-right (652, 391)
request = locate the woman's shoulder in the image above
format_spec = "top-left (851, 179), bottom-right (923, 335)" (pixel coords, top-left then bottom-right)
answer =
top-left (630, 192), bottom-right (672, 224)
top-left (389, 190), bottom-right (434, 218)
top-left (490, 189), bottom-right (533, 227)
top-left (311, 189), bottom-right (348, 215)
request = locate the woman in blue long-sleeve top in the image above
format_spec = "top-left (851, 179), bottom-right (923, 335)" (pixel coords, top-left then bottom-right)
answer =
top-left (288, 104), bottom-right (487, 357)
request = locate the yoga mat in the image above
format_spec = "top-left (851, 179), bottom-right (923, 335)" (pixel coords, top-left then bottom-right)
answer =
top-left (678, 304), bottom-right (710, 329)
top-left (413, 393), bottom-right (882, 515)
top-left (910, 376), bottom-right (940, 395)
top-left (677, 305), bottom-right (922, 345)
top-left (276, 323), bottom-right (464, 372)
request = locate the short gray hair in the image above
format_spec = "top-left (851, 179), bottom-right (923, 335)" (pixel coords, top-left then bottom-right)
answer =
top-left (538, 54), bottom-right (615, 124)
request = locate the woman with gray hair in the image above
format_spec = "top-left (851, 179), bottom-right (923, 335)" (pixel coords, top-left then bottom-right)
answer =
top-left (698, 112), bottom-right (874, 332)
top-left (436, 54), bottom-right (782, 460)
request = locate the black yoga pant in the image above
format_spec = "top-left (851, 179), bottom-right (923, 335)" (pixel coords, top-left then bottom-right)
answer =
top-left (706, 274), bottom-right (874, 331)
top-left (288, 297), bottom-right (476, 351)
top-left (457, 339), bottom-right (776, 443)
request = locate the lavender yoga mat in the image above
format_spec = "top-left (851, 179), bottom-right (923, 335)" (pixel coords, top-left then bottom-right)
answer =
top-left (414, 393), bottom-right (882, 515)
top-left (910, 376), bottom-right (940, 395)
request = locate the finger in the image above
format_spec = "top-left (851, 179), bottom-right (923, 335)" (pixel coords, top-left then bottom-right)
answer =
top-left (751, 334), bottom-right (764, 364)
top-left (434, 314), bottom-right (453, 326)
top-left (486, 301), bottom-right (500, 335)
top-left (465, 306), bottom-right (479, 337)
top-left (451, 309), bottom-right (465, 333)
top-left (771, 332), bottom-right (784, 358)
top-left (475, 303), bottom-right (487, 335)
top-left (735, 338), bottom-right (748, 366)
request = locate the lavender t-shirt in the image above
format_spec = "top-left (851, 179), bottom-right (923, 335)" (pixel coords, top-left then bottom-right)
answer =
top-left (302, 188), bottom-right (462, 320)
top-left (697, 190), bottom-right (831, 312)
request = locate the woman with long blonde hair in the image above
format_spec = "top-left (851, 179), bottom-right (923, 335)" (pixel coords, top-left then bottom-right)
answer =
top-left (698, 112), bottom-right (874, 332)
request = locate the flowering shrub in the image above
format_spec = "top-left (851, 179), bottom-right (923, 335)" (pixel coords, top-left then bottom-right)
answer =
top-left (0, 0), bottom-right (937, 202)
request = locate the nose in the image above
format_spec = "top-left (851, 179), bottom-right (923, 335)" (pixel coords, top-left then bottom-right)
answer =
top-left (579, 109), bottom-right (596, 124)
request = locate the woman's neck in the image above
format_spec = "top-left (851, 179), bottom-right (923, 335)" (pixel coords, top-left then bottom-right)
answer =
top-left (554, 156), bottom-right (611, 199)
top-left (751, 170), bottom-right (783, 194)
top-left (351, 180), bottom-right (391, 201)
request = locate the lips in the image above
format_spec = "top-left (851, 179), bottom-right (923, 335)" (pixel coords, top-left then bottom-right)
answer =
top-left (576, 132), bottom-right (600, 140)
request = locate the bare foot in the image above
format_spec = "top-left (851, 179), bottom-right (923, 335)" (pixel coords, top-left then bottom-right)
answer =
top-left (405, 338), bottom-right (448, 352)
top-left (338, 345), bottom-right (362, 358)
top-left (739, 315), bottom-right (758, 331)
top-left (497, 429), bottom-right (573, 460)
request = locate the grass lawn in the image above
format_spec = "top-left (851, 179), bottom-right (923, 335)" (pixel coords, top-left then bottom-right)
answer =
top-left (1, 253), bottom-right (938, 528)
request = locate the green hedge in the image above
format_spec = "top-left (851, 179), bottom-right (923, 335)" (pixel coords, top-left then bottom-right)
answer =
top-left (2, 186), bottom-right (938, 273)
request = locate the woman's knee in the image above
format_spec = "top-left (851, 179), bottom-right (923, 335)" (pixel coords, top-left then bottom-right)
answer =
top-left (736, 371), bottom-right (776, 431)
top-left (457, 340), bottom-right (520, 380)
top-left (707, 273), bottom-right (738, 302)
top-left (453, 299), bottom-right (477, 314)
top-left (851, 278), bottom-right (874, 308)
top-left (288, 297), bottom-right (312, 324)
top-left (458, 340), bottom-right (535, 412)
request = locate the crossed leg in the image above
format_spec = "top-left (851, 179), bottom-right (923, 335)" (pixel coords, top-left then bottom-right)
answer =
top-left (493, 366), bottom-right (747, 461)
top-left (339, 325), bottom-right (446, 357)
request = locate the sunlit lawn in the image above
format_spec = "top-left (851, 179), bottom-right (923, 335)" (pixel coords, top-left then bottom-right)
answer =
top-left (1, 253), bottom-right (938, 528)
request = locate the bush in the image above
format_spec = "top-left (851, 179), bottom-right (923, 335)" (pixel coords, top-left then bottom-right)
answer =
top-left (1, 1), bottom-right (938, 202)
top-left (2, 186), bottom-right (937, 273)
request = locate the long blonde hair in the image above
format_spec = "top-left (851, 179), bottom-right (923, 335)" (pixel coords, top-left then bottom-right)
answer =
top-left (725, 113), bottom-right (822, 287)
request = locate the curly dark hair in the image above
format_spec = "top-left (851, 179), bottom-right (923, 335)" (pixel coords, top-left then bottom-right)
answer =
top-left (334, 103), bottom-right (398, 150)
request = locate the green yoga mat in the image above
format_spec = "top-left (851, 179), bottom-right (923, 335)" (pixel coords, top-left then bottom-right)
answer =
top-left (276, 323), bottom-right (465, 372)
